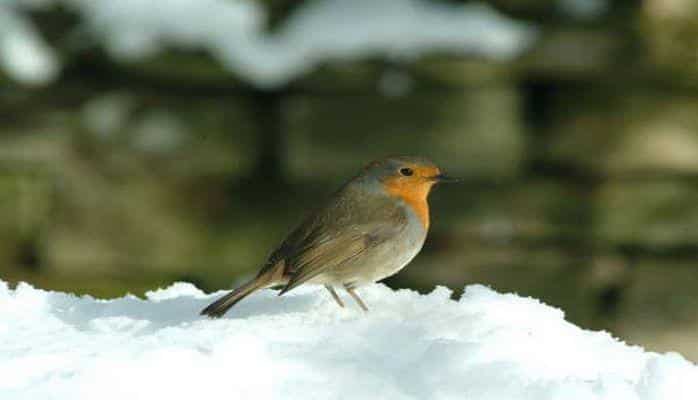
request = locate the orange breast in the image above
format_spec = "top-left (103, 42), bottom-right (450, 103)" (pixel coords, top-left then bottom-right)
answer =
top-left (384, 178), bottom-right (433, 229)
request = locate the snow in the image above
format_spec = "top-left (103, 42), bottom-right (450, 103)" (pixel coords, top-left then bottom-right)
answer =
top-left (1, 0), bottom-right (536, 87)
top-left (0, 5), bottom-right (59, 85)
top-left (2, 279), bottom-right (697, 400)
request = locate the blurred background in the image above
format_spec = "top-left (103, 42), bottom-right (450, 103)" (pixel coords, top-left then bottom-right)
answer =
top-left (2, 0), bottom-right (698, 359)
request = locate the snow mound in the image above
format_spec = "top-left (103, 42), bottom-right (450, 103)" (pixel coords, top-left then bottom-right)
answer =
top-left (1, 280), bottom-right (697, 400)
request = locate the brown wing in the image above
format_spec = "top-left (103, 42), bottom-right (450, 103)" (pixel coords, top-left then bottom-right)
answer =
top-left (258, 183), bottom-right (408, 295)
top-left (277, 222), bottom-right (402, 295)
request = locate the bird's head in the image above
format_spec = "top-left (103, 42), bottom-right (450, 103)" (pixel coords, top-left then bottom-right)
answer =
top-left (358, 156), bottom-right (459, 228)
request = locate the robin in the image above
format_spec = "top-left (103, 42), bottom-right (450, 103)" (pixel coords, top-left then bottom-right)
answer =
top-left (201, 156), bottom-right (458, 317)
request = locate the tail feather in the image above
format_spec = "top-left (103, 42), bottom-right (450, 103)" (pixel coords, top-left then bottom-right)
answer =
top-left (200, 279), bottom-right (261, 318)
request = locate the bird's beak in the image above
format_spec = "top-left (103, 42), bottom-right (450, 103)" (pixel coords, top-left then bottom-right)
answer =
top-left (432, 173), bottom-right (461, 183)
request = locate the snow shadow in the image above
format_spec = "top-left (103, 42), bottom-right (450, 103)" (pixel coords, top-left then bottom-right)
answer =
top-left (44, 284), bottom-right (328, 333)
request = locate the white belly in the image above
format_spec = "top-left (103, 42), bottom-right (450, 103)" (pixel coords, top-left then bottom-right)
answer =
top-left (349, 207), bottom-right (427, 285)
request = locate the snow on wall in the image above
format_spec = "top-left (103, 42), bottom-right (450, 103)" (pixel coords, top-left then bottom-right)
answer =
top-left (0, 0), bottom-right (536, 87)
top-left (0, 5), bottom-right (58, 85)
top-left (1, 279), bottom-right (697, 400)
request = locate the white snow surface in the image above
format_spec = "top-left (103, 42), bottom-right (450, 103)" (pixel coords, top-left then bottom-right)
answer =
top-left (1, 0), bottom-right (535, 87)
top-left (2, 280), bottom-right (698, 400)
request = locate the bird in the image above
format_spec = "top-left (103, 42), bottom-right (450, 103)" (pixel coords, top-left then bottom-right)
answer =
top-left (200, 156), bottom-right (458, 317)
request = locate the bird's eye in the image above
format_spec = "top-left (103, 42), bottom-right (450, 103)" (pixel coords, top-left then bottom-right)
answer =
top-left (399, 167), bottom-right (414, 176)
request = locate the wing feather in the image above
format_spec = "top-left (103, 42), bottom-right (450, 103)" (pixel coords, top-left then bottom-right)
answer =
top-left (278, 222), bottom-right (402, 295)
top-left (258, 183), bottom-right (409, 294)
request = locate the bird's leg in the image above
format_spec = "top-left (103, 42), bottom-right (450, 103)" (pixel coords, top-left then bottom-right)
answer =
top-left (344, 285), bottom-right (368, 312)
top-left (325, 285), bottom-right (345, 308)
